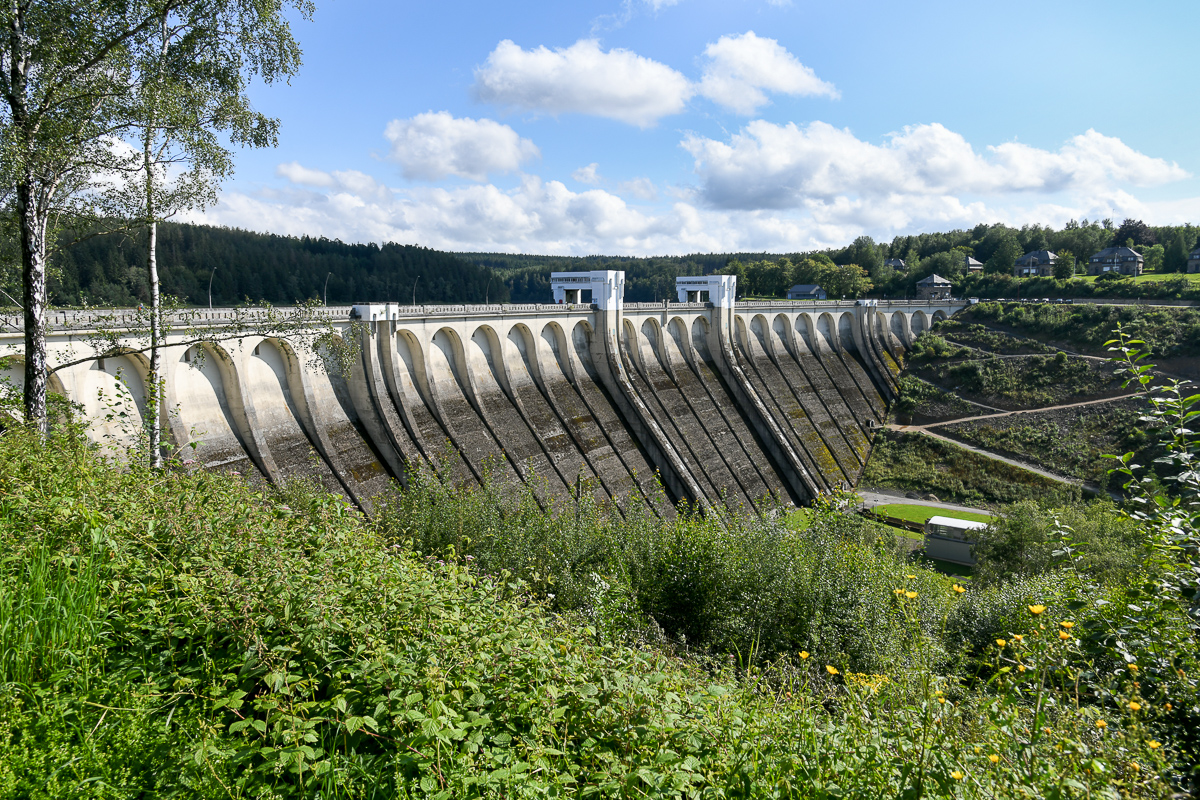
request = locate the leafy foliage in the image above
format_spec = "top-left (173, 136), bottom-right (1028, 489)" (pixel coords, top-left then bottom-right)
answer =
top-left (0, 419), bottom-right (1186, 797)
top-left (862, 430), bottom-right (1081, 508)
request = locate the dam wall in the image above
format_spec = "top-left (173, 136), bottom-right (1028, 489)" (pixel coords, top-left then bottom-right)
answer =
top-left (0, 293), bottom-right (961, 515)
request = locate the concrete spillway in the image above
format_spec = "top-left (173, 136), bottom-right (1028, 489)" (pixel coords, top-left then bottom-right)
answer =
top-left (1, 295), bottom-right (962, 514)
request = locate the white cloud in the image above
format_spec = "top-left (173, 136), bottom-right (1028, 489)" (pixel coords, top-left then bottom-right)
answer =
top-left (276, 161), bottom-right (335, 187)
top-left (618, 177), bottom-right (658, 200)
top-left (213, 122), bottom-right (1196, 258)
top-left (698, 32), bottom-right (837, 114)
top-left (572, 163), bottom-right (602, 184)
top-left (683, 121), bottom-right (1190, 210)
top-left (384, 111), bottom-right (539, 182)
top-left (473, 39), bottom-right (693, 127)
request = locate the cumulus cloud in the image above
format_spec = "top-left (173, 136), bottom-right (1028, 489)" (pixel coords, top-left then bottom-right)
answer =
top-left (473, 39), bottom-right (693, 127)
top-left (572, 163), bottom-right (602, 184)
top-left (698, 32), bottom-right (838, 114)
top-left (683, 121), bottom-right (1190, 210)
top-left (276, 161), bottom-right (335, 187)
top-left (384, 111), bottom-right (539, 181)
top-left (618, 177), bottom-right (658, 200)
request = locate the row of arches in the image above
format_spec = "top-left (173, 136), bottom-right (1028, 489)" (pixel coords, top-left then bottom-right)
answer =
top-left (2, 304), bottom-right (929, 512)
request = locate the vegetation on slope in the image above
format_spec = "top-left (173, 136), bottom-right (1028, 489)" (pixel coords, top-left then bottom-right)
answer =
top-left (26, 222), bottom-right (501, 308)
top-left (1, 419), bottom-right (1196, 797)
top-left (960, 302), bottom-right (1200, 359)
top-left (940, 399), bottom-right (1154, 487)
top-left (861, 430), bottom-right (1081, 508)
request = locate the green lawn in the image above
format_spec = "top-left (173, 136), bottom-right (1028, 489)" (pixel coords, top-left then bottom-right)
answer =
top-left (871, 503), bottom-right (992, 525)
top-left (1071, 272), bottom-right (1200, 285)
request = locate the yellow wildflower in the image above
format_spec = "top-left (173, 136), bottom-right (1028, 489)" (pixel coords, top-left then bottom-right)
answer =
top-left (1096, 720), bottom-right (1107, 729)
top-left (799, 651), bottom-right (809, 660)
top-left (1018, 665), bottom-right (1026, 673)
top-left (905, 591), bottom-right (918, 599)
top-left (826, 665), bottom-right (839, 676)
top-left (1012, 634), bottom-right (1023, 642)
top-left (951, 771), bottom-right (963, 780)
top-left (1129, 701), bottom-right (1142, 712)
top-left (953, 584), bottom-right (965, 594)
top-left (1130, 762), bottom-right (1140, 772)
top-left (1059, 621), bottom-right (1074, 629)
top-left (996, 639), bottom-right (1007, 647)
top-left (1148, 741), bottom-right (1161, 750)
top-left (988, 754), bottom-right (999, 764)
top-left (906, 574), bottom-right (916, 579)
top-left (1028, 605), bottom-right (1046, 615)
top-left (1129, 664), bottom-right (1138, 672)
top-left (1059, 631), bottom-right (1071, 640)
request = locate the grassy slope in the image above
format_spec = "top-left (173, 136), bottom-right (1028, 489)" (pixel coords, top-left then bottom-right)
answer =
top-left (862, 429), bottom-right (1080, 508)
top-left (0, 429), bottom-right (1186, 798)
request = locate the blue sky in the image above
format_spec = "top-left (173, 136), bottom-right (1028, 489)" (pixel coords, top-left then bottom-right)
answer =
top-left (194, 0), bottom-right (1200, 255)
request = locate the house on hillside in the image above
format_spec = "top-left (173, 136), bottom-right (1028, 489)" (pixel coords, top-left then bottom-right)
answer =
top-left (1087, 246), bottom-right (1144, 276)
top-left (787, 284), bottom-right (826, 300)
top-left (964, 255), bottom-right (984, 274)
top-left (884, 257), bottom-right (907, 271)
top-left (1014, 250), bottom-right (1057, 278)
top-left (1188, 245), bottom-right (1200, 274)
top-left (916, 273), bottom-right (952, 300)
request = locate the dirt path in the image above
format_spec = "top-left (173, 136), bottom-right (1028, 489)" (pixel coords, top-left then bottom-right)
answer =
top-left (892, 392), bottom-right (1141, 432)
top-left (886, 426), bottom-right (1085, 487)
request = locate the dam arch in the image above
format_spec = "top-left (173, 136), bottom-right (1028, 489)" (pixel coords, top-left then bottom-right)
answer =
top-left (6, 294), bottom-right (969, 513)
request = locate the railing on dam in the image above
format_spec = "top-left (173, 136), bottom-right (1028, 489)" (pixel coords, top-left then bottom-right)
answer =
top-left (0, 297), bottom-right (965, 334)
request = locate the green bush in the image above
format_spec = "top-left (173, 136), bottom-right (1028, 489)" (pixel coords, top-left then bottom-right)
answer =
top-left (0, 418), bottom-right (1192, 796)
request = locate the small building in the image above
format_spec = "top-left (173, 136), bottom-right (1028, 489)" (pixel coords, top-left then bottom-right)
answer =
top-left (1087, 246), bottom-right (1144, 276)
top-left (1188, 245), bottom-right (1200, 274)
top-left (923, 516), bottom-right (990, 566)
top-left (884, 257), bottom-right (907, 271)
top-left (916, 273), bottom-right (952, 300)
top-left (964, 255), bottom-right (984, 273)
top-left (787, 284), bottom-right (826, 301)
top-left (1014, 250), bottom-right (1057, 278)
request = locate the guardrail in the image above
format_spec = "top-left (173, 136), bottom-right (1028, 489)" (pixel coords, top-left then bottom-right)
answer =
top-left (859, 508), bottom-right (927, 534)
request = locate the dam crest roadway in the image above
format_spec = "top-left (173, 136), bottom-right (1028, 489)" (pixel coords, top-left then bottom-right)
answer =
top-left (0, 272), bottom-right (965, 517)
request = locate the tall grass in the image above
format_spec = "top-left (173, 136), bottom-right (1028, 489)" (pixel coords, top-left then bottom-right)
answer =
top-left (0, 533), bottom-right (106, 688)
top-left (0, 422), bottom-right (1194, 797)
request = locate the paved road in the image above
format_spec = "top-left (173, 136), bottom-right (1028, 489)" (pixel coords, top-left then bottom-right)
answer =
top-left (856, 488), bottom-right (994, 517)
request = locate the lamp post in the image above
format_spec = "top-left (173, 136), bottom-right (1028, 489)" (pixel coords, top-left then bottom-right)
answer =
top-left (324, 272), bottom-right (332, 306)
top-left (412, 274), bottom-right (420, 306)
top-left (208, 267), bottom-right (217, 310)
top-left (485, 275), bottom-right (493, 304)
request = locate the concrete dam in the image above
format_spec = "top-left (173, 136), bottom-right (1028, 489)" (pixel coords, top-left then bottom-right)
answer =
top-left (0, 272), bottom-right (964, 516)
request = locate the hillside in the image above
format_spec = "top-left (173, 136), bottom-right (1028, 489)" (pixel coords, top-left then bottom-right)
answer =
top-left (2, 420), bottom-right (1195, 797)
top-left (42, 223), bottom-right (501, 308)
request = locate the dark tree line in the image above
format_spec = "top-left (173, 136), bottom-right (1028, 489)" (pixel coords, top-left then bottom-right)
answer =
top-left (36, 223), bottom-right (503, 307)
top-left (10, 218), bottom-right (1197, 312)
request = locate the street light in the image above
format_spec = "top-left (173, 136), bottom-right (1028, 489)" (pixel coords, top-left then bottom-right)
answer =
top-left (324, 272), bottom-right (332, 306)
top-left (485, 275), bottom-right (493, 304)
top-left (208, 267), bottom-right (217, 310)
top-left (412, 274), bottom-right (420, 306)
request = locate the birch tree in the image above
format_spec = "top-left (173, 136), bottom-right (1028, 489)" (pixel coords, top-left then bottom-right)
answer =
top-left (0, 0), bottom-right (161, 433)
top-left (107, 0), bottom-right (307, 465)
top-left (1, 0), bottom-right (310, 434)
